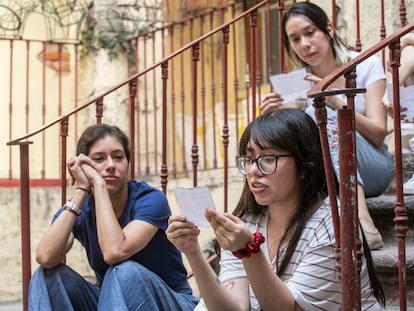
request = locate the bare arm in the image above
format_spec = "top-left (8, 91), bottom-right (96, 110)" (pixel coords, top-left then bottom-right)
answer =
top-left (81, 162), bottom-right (158, 266)
top-left (205, 209), bottom-right (302, 311)
top-left (166, 215), bottom-right (250, 311)
top-left (35, 188), bottom-right (87, 268)
top-left (354, 79), bottom-right (388, 147)
top-left (399, 45), bottom-right (414, 85)
top-left (319, 78), bottom-right (388, 148)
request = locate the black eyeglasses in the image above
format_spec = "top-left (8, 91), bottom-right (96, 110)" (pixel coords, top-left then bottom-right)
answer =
top-left (236, 154), bottom-right (293, 175)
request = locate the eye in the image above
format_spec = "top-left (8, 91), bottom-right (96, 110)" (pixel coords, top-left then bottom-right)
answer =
top-left (306, 28), bottom-right (316, 37)
top-left (290, 36), bottom-right (300, 43)
top-left (92, 155), bottom-right (104, 162)
top-left (113, 153), bottom-right (125, 162)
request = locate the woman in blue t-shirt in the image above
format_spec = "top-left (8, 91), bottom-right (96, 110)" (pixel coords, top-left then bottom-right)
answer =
top-left (29, 124), bottom-right (199, 310)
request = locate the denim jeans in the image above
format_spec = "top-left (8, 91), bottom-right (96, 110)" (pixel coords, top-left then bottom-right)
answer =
top-left (305, 105), bottom-right (394, 197)
top-left (29, 261), bottom-right (199, 310)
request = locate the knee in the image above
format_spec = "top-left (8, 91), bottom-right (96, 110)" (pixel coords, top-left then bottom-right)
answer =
top-left (105, 261), bottom-right (154, 285)
top-left (42, 263), bottom-right (73, 278)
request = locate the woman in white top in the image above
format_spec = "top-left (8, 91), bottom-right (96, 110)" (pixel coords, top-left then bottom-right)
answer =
top-left (260, 2), bottom-right (394, 250)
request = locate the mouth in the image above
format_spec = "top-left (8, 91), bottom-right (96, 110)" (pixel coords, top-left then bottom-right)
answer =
top-left (304, 52), bottom-right (317, 60)
top-left (104, 176), bottom-right (118, 181)
top-left (249, 180), bottom-right (266, 193)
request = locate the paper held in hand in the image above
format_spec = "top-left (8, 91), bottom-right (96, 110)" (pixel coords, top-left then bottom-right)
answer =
top-left (269, 68), bottom-right (312, 104)
top-left (174, 186), bottom-right (216, 228)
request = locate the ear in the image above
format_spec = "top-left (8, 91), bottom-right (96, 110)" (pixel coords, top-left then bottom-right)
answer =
top-left (326, 23), bottom-right (335, 39)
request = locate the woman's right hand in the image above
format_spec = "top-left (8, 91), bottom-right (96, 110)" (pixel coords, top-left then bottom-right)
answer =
top-left (67, 154), bottom-right (91, 190)
top-left (166, 215), bottom-right (201, 256)
top-left (260, 93), bottom-right (285, 112)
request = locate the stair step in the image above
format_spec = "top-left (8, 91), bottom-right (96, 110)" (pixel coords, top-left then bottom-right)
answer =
top-left (371, 243), bottom-right (414, 275)
top-left (366, 194), bottom-right (414, 214)
top-left (366, 195), bottom-right (414, 243)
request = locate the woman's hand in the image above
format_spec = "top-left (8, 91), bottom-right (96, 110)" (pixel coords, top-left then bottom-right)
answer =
top-left (166, 215), bottom-right (201, 255)
top-left (205, 208), bottom-right (252, 252)
top-left (260, 93), bottom-right (285, 112)
top-left (305, 73), bottom-right (345, 110)
top-left (67, 154), bottom-right (91, 190)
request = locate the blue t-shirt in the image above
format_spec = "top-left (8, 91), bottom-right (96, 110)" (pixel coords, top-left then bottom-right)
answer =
top-left (53, 180), bottom-right (188, 289)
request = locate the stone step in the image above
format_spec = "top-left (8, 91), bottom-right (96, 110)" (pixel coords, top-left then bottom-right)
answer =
top-left (371, 243), bottom-right (414, 308)
top-left (366, 193), bottom-right (414, 308)
top-left (366, 195), bottom-right (414, 242)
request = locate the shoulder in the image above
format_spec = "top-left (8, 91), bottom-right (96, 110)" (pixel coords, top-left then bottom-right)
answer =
top-left (127, 180), bottom-right (170, 219)
top-left (302, 201), bottom-right (336, 247)
top-left (350, 51), bottom-right (385, 86)
top-left (128, 180), bottom-right (167, 201)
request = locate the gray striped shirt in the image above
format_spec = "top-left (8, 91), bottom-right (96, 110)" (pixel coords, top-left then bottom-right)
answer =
top-left (218, 201), bottom-right (381, 311)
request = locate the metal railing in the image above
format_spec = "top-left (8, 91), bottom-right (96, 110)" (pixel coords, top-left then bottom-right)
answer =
top-left (4, 0), bottom-right (412, 310)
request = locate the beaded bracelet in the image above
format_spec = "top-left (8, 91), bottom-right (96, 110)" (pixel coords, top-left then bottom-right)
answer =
top-left (232, 231), bottom-right (265, 259)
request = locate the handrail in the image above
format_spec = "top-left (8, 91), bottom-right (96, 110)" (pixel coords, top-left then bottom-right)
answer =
top-left (308, 22), bottom-right (414, 311)
top-left (308, 22), bottom-right (414, 95)
top-left (7, 0), bottom-right (270, 146)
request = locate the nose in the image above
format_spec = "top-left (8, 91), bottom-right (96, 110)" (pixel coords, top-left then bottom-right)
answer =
top-left (247, 160), bottom-right (263, 176)
top-left (300, 35), bottom-right (310, 48)
top-left (106, 156), bottom-right (115, 170)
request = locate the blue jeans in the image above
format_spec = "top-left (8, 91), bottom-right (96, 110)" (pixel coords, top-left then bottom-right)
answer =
top-left (305, 105), bottom-right (394, 197)
top-left (29, 261), bottom-right (199, 310)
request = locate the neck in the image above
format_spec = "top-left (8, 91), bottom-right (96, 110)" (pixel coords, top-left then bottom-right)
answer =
top-left (309, 48), bottom-right (340, 78)
top-left (267, 199), bottom-right (298, 236)
top-left (110, 182), bottom-right (129, 217)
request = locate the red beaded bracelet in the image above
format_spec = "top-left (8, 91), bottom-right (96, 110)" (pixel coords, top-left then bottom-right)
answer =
top-left (232, 231), bottom-right (265, 259)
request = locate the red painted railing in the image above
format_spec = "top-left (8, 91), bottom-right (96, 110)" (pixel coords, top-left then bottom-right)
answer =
top-left (309, 22), bottom-right (414, 311)
top-left (3, 0), bottom-right (412, 310)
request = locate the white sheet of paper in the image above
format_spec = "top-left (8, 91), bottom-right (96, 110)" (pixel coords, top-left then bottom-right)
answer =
top-left (174, 186), bottom-right (216, 228)
top-left (387, 83), bottom-right (414, 121)
top-left (269, 68), bottom-right (313, 104)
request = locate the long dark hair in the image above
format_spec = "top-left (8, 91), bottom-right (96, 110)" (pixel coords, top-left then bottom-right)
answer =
top-left (282, 2), bottom-right (352, 67)
top-left (76, 123), bottom-right (131, 162)
top-left (230, 109), bottom-right (385, 307)
top-left (233, 109), bottom-right (327, 275)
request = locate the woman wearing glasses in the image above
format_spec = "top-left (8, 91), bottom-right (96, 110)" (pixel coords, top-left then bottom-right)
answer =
top-left (167, 109), bottom-right (384, 310)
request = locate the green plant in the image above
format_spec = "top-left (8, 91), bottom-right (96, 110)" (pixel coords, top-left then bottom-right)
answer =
top-left (80, 10), bottom-right (138, 67)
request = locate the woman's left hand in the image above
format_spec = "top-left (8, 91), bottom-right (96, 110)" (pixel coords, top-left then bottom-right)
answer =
top-left (205, 208), bottom-right (252, 252)
top-left (305, 73), bottom-right (344, 110)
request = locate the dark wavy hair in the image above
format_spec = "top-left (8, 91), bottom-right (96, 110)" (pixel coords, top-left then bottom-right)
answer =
top-left (76, 123), bottom-right (131, 162)
top-left (231, 109), bottom-right (385, 307)
top-left (232, 109), bottom-right (327, 275)
top-left (282, 2), bottom-right (352, 68)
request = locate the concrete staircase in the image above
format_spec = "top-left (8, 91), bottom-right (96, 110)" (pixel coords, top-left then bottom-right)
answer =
top-left (367, 194), bottom-right (414, 310)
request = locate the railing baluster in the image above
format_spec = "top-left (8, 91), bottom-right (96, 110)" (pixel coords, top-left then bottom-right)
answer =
top-left (399, 0), bottom-right (407, 27)
top-left (169, 25), bottom-right (177, 179)
top-left (221, 26), bottom-right (230, 213)
top-left (19, 142), bottom-right (32, 311)
top-left (209, 11), bottom-right (218, 169)
top-left (129, 78), bottom-right (137, 180)
top-left (389, 39), bottom-right (408, 311)
top-left (249, 7), bottom-right (258, 119)
top-left (355, 0), bottom-right (362, 51)
top-left (199, 15), bottom-right (207, 169)
top-left (60, 118), bottom-right (69, 205)
top-left (95, 97), bottom-right (103, 124)
top-left (161, 61), bottom-right (169, 194)
top-left (8, 40), bottom-right (14, 179)
top-left (191, 43), bottom-right (200, 187)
